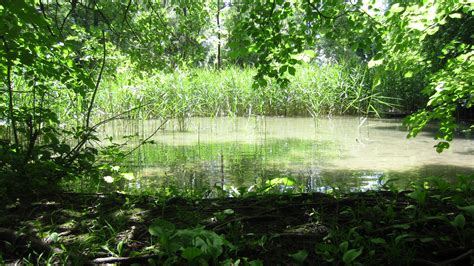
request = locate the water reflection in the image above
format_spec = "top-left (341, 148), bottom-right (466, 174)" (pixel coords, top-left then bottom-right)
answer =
top-left (100, 117), bottom-right (474, 194)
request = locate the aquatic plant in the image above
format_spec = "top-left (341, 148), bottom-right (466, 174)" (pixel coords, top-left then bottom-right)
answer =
top-left (95, 63), bottom-right (400, 126)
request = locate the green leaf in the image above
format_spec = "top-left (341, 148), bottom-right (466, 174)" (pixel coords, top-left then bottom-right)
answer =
top-left (389, 3), bottom-right (405, 13)
top-left (121, 172), bottom-right (134, 180)
top-left (249, 260), bottom-right (263, 266)
top-left (395, 233), bottom-right (411, 244)
top-left (449, 13), bottom-right (462, 19)
top-left (339, 241), bottom-right (349, 252)
top-left (457, 205), bottom-right (474, 216)
top-left (223, 209), bottom-right (234, 215)
top-left (420, 237), bottom-right (434, 243)
top-left (302, 49), bottom-right (316, 58)
top-left (288, 66), bottom-right (296, 76)
top-left (342, 248), bottom-right (363, 264)
top-left (450, 214), bottom-right (465, 229)
top-left (369, 238), bottom-right (386, 244)
top-left (426, 26), bottom-right (439, 35)
top-left (289, 249), bottom-right (308, 264)
top-left (266, 177), bottom-right (296, 186)
top-left (48, 232), bottom-right (59, 243)
top-left (408, 189), bottom-right (426, 204)
top-left (404, 71), bottom-right (413, 78)
top-left (408, 22), bottom-right (425, 31)
top-left (435, 142), bottom-right (450, 153)
top-left (148, 219), bottom-right (176, 236)
top-left (279, 65), bottom-right (288, 75)
top-left (117, 240), bottom-right (124, 255)
top-left (368, 59), bottom-right (383, 68)
top-left (393, 224), bottom-right (411, 230)
top-left (181, 247), bottom-right (202, 261)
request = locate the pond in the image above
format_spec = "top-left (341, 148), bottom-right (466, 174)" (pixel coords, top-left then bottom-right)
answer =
top-left (100, 116), bottom-right (474, 195)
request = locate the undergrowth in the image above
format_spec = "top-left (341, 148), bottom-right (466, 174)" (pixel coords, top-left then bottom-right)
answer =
top-left (1, 175), bottom-right (473, 265)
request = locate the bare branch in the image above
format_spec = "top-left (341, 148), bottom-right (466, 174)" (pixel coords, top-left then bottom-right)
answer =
top-left (121, 118), bottom-right (169, 158)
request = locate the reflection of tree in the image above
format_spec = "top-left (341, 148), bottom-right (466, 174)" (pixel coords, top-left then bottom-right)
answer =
top-left (227, 145), bottom-right (262, 187)
top-left (132, 139), bottom-right (335, 192)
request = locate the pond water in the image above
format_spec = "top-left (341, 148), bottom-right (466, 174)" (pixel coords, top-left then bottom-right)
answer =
top-left (100, 116), bottom-right (474, 195)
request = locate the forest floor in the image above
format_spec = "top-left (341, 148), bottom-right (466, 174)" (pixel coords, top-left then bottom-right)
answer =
top-left (0, 190), bottom-right (473, 265)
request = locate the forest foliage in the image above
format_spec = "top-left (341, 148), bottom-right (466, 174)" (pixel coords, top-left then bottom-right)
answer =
top-left (0, 1), bottom-right (473, 264)
top-left (0, 0), bottom-right (472, 190)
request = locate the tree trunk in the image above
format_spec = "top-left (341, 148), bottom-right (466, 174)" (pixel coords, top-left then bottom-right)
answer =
top-left (216, 0), bottom-right (221, 69)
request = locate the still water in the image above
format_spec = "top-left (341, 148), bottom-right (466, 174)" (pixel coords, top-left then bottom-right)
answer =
top-left (100, 117), bottom-right (474, 194)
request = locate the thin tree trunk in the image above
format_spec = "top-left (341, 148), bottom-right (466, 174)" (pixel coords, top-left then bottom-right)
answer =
top-left (216, 0), bottom-right (221, 69)
top-left (1, 37), bottom-right (19, 147)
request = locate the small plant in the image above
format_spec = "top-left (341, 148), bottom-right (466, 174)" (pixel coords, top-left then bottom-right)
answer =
top-left (289, 249), bottom-right (308, 265)
top-left (147, 219), bottom-right (232, 264)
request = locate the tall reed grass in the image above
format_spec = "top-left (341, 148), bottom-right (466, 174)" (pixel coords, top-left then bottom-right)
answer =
top-left (95, 63), bottom-right (399, 126)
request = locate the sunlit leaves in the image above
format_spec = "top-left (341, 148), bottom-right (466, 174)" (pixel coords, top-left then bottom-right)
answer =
top-left (404, 71), bottom-right (413, 78)
top-left (228, 1), bottom-right (306, 88)
top-left (367, 58), bottom-right (383, 68)
top-left (389, 4), bottom-right (405, 14)
top-left (103, 175), bottom-right (114, 183)
top-left (382, 0), bottom-right (474, 151)
top-left (448, 13), bottom-right (462, 19)
top-left (121, 172), bottom-right (134, 180)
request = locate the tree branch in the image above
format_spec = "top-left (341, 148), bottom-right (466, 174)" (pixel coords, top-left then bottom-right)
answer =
top-left (90, 102), bottom-right (155, 131)
top-left (90, 254), bottom-right (160, 264)
top-left (86, 30), bottom-right (106, 129)
top-left (39, 0), bottom-right (57, 37)
top-left (63, 30), bottom-right (106, 164)
top-left (59, 0), bottom-right (77, 36)
top-left (120, 118), bottom-right (169, 158)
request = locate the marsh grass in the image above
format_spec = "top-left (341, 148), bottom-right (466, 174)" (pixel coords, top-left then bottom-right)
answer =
top-left (95, 63), bottom-right (399, 127)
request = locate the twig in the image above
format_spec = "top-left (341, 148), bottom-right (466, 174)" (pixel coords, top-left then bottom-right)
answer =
top-left (75, 2), bottom-right (120, 37)
top-left (120, 119), bottom-right (169, 158)
top-left (439, 249), bottom-right (473, 265)
top-left (371, 216), bottom-right (447, 234)
top-left (413, 249), bottom-right (474, 266)
top-left (39, 0), bottom-right (56, 37)
top-left (0, 89), bottom-right (33, 93)
top-left (306, 0), bottom-right (350, 20)
top-left (147, 0), bottom-right (176, 39)
top-left (59, 0), bottom-right (77, 36)
top-left (90, 254), bottom-right (160, 264)
top-left (121, 0), bottom-right (133, 31)
top-left (90, 102), bottom-right (155, 130)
